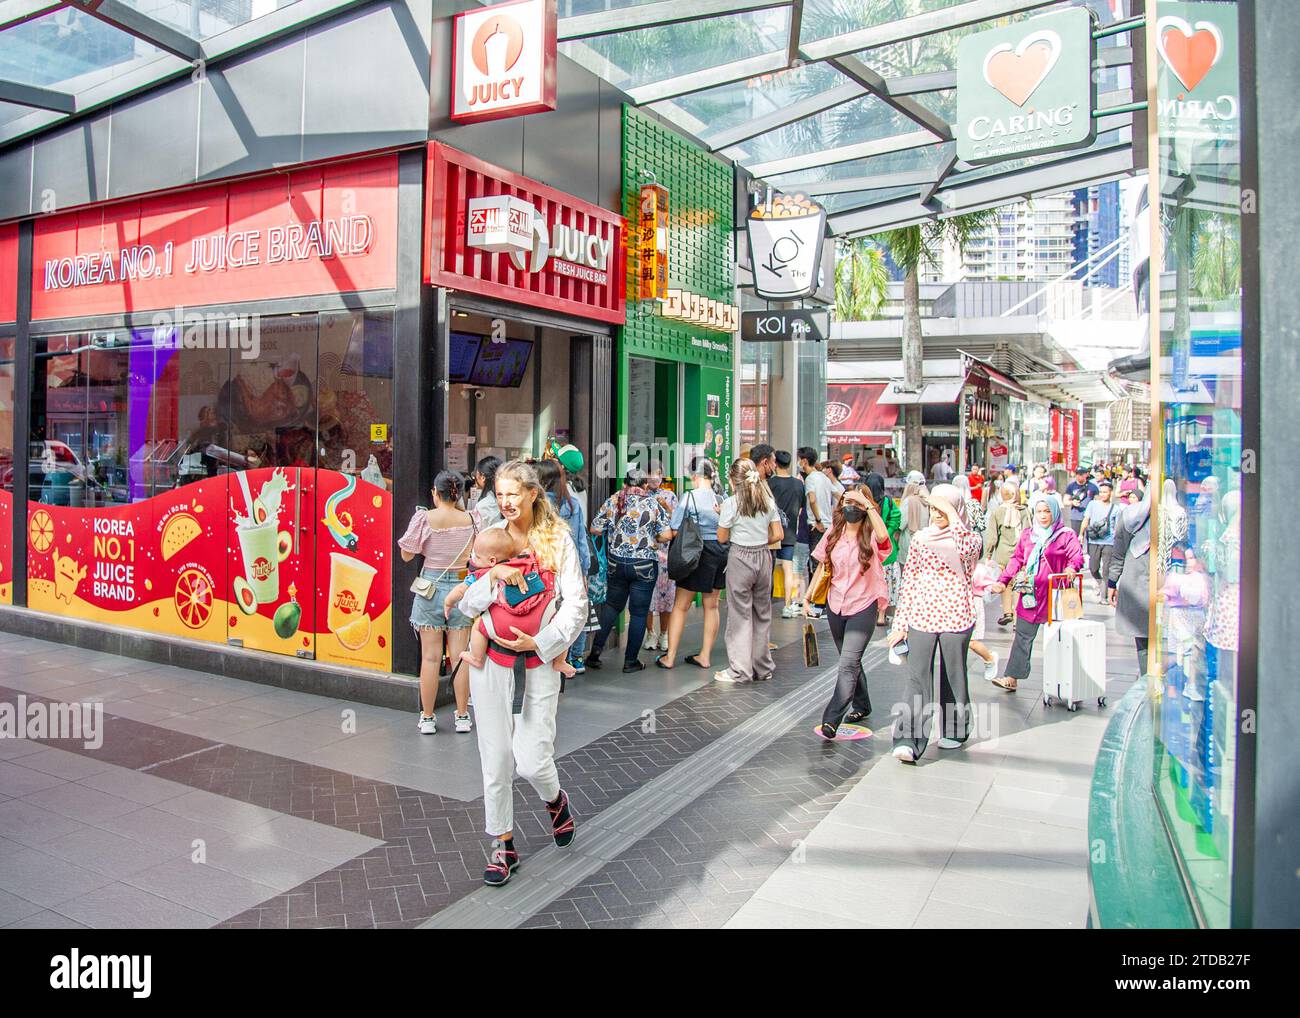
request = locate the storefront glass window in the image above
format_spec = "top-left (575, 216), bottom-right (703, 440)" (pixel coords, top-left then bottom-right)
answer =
top-left (1150, 0), bottom-right (1242, 929)
top-left (739, 341), bottom-right (773, 450)
top-left (797, 338), bottom-right (826, 455)
top-left (0, 335), bottom-right (13, 604)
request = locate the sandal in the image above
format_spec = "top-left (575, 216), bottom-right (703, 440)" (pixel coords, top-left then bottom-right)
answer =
top-left (654, 656), bottom-right (674, 669)
top-left (684, 654), bottom-right (709, 669)
top-left (991, 677), bottom-right (1018, 692)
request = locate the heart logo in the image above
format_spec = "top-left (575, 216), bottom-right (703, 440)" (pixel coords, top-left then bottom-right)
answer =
top-left (983, 30), bottom-right (1061, 108)
top-left (1157, 16), bottom-right (1222, 93)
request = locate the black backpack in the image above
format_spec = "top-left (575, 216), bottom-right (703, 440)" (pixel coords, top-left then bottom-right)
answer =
top-left (667, 492), bottom-right (704, 581)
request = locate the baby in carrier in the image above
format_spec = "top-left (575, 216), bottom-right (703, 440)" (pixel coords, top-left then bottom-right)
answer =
top-left (458, 528), bottom-right (576, 677)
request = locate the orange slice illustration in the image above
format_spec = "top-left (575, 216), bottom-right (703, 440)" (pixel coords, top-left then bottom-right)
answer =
top-left (174, 568), bottom-right (214, 629)
top-left (334, 615), bottom-right (372, 651)
top-left (29, 510), bottom-right (54, 553)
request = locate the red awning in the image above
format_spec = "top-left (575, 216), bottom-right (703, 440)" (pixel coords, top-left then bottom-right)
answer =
top-left (825, 383), bottom-right (899, 441)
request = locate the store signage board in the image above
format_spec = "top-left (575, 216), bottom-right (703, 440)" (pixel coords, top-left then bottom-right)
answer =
top-left (426, 143), bottom-right (625, 325)
top-left (638, 183), bottom-right (669, 300)
top-left (451, 0), bottom-right (557, 124)
top-left (30, 155), bottom-right (398, 321)
top-left (662, 289), bottom-right (738, 333)
top-left (1156, 2), bottom-right (1239, 147)
top-left (746, 192), bottom-right (826, 301)
top-left (741, 308), bottom-right (828, 343)
top-left (955, 7), bottom-right (1095, 164)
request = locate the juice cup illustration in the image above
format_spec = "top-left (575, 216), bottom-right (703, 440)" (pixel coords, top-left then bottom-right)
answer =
top-left (238, 521), bottom-right (280, 604)
top-left (747, 194), bottom-right (826, 299)
top-left (328, 552), bottom-right (377, 635)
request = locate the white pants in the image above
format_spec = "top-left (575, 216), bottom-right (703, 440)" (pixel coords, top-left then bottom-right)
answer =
top-left (470, 657), bottom-right (562, 837)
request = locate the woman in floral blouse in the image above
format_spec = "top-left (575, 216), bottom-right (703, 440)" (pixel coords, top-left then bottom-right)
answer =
top-left (887, 483), bottom-right (984, 763)
top-left (586, 466), bottom-right (672, 673)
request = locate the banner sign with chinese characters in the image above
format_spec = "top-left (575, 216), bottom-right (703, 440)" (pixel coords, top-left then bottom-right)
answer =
top-left (662, 289), bottom-right (738, 333)
top-left (638, 183), bottom-right (669, 300)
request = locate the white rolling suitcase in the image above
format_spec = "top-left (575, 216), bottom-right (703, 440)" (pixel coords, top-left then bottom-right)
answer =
top-left (1041, 574), bottom-right (1107, 712)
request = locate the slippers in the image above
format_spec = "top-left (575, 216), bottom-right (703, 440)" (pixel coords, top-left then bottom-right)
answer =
top-left (654, 656), bottom-right (674, 669)
top-left (684, 655), bottom-right (709, 669)
top-left (991, 678), bottom-right (1018, 692)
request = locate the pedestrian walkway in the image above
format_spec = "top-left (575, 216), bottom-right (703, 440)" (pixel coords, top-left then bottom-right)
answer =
top-left (0, 589), bottom-right (1133, 928)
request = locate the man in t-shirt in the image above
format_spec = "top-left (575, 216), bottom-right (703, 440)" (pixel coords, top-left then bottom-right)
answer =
top-left (930, 452), bottom-right (954, 482)
top-left (748, 443), bottom-right (776, 481)
top-left (769, 450), bottom-right (806, 618)
top-left (1065, 466), bottom-right (1099, 530)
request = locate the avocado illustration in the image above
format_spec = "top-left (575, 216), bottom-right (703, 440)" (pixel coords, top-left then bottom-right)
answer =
top-left (233, 576), bottom-right (257, 615)
top-left (273, 600), bottom-right (302, 639)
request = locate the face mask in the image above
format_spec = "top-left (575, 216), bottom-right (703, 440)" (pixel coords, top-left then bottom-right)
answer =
top-left (841, 506), bottom-right (866, 524)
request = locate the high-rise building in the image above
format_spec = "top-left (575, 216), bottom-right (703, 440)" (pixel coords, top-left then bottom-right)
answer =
top-left (1072, 181), bottom-right (1121, 288)
top-left (919, 193), bottom-right (1078, 284)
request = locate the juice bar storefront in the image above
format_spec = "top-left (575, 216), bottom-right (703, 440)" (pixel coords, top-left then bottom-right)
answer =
top-left (0, 154), bottom-right (402, 684)
top-left (424, 143), bottom-right (623, 499)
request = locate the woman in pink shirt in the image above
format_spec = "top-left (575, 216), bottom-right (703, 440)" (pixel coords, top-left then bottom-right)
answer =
top-left (886, 484), bottom-right (984, 762)
top-left (805, 487), bottom-right (892, 739)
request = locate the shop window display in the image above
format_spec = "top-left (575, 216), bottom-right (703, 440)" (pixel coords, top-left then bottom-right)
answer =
top-left (24, 310), bottom-right (396, 672)
top-left (1150, 0), bottom-right (1243, 929)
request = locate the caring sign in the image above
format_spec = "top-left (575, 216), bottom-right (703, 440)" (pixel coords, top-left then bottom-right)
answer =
top-left (1156, 2), bottom-right (1239, 146)
top-left (956, 7), bottom-right (1095, 163)
top-left (451, 0), bottom-right (557, 123)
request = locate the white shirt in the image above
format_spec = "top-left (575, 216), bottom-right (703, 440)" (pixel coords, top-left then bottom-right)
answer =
top-left (931, 460), bottom-right (954, 482)
top-left (804, 471), bottom-right (836, 528)
top-left (459, 520), bottom-right (588, 666)
top-left (718, 495), bottom-right (780, 548)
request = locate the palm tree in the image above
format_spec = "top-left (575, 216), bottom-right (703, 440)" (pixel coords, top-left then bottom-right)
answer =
top-left (873, 210), bottom-right (998, 471)
top-left (834, 239), bottom-right (890, 321)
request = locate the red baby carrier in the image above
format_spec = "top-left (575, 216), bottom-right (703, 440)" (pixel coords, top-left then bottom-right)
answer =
top-left (479, 552), bottom-right (558, 670)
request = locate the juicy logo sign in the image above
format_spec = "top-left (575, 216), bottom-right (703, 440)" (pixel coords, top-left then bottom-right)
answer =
top-left (956, 7), bottom-right (1095, 163)
top-left (333, 589), bottom-right (361, 615)
top-left (452, 0), bottom-right (557, 123)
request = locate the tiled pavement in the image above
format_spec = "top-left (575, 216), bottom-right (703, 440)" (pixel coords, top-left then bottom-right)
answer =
top-left (0, 585), bottom-right (1133, 928)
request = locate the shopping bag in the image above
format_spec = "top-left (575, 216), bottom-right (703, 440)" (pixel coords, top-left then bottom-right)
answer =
top-left (803, 623), bottom-right (820, 668)
top-left (1049, 574), bottom-right (1085, 622)
top-left (971, 559), bottom-right (1002, 596)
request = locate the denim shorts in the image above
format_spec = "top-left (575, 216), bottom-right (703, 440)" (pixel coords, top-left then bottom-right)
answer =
top-left (774, 544), bottom-right (795, 562)
top-left (410, 568), bottom-right (473, 632)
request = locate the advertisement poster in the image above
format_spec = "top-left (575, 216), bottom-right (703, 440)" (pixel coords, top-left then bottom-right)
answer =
top-left (26, 468), bottom-right (391, 672)
top-left (0, 490), bottom-right (11, 605)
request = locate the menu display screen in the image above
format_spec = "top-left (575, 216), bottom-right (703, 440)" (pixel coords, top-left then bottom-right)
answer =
top-left (468, 339), bottom-right (533, 388)
top-left (449, 332), bottom-right (483, 384)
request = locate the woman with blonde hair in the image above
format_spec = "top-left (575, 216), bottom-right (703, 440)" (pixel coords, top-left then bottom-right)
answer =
top-left (715, 457), bottom-right (783, 683)
top-left (441, 459), bottom-right (588, 886)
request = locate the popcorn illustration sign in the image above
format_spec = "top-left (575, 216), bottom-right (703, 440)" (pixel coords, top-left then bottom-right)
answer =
top-left (956, 7), bottom-right (1095, 163)
top-left (26, 469), bottom-right (393, 673)
top-left (451, 0), bottom-right (557, 123)
top-left (746, 193), bottom-right (827, 301)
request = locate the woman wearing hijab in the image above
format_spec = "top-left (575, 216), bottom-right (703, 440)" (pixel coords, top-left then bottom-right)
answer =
top-left (985, 480), bottom-right (1027, 625)
top-left (949, 476), bottom-right (998, 681)
top-left (1108, 484), bottom-right (1154, 675)
top-left (988, 493), bottom-right (1085, 691)
top-left (897, 478), bottom-right (929, 566)
top-left (886, 483), bottom-right (984, 762)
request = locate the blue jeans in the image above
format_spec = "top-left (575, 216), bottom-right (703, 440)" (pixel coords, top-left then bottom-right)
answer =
top-left (592, 555), bottom-right (658, 664)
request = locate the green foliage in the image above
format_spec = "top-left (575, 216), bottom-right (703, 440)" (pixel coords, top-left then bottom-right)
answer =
top-left (834, 239), bottom-right (890, 321)
top-left (876, 208), bottom-right (999, 275)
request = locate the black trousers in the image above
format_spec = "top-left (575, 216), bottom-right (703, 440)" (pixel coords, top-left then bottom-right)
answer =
top-left (1136, 637), bottom-right (1149, 677)
top-left (893, 627), bottom-right (973, 755)
top-left (1004, 615), bottom-right (1042, 681)
top-left (822, 604), bottom-right (878, 727)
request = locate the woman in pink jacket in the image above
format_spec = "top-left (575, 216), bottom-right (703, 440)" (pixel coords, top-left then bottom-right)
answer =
top-left (988, 493), bottom-right (1085, 692)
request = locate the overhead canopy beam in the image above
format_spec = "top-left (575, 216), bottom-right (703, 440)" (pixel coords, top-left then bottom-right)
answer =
top-left (702, 79), bottom-right (863, 151)
top-left (746, 128), bottom-right (937, 178)
top-left (558, 0), bottom-right (792, 41)
top-left (627, 50), bottom-right (788, 105)
top-left (1, 0), bottom-right (63, 30)
top-left (771, 169), bottom-right (939, 196)
top-left (829, 54), bottom-right (953, 141)
top-left (70, 0), bottom-right (203, 62)
top-left (799, 0), bottom-right (1058, 63)
top-left (0, 78), bottom-right (75, 114)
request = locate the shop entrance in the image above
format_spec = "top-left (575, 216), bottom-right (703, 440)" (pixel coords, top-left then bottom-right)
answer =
top-left (444, 306), bottom-right (603, 506)
top-left (625, 355), bottom-right (681, 479)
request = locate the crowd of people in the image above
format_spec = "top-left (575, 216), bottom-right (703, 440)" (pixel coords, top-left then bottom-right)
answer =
top-left (397, 440), bottom-right (1139, 887)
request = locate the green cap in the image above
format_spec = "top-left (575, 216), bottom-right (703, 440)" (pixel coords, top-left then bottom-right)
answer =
top-left (556, 444), bottom-right (584, 474)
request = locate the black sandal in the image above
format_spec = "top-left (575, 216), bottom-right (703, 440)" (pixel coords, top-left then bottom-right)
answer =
top-left (655, 656), bottom-right (674, 669)
top-left (684, 654), bottom-right (709, 669)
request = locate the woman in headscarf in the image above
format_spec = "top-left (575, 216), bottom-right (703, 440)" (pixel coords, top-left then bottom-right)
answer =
top-left (896, 478), bottom-right (930, 569)
top-left (1109, 483), bottom-right (1154, 675)
top-left (988, 493), bottom-right (1085, 691)
top-left (863, 472), bottom-right (903, 618)
top-left (985, 480), bottom-right (1027, 625)
top-left (948, 477), bottom-right (999, 682)
top-left (950, 474), bottom-right (986, 535)
top-left (886, 483), bottom-right (984, 762)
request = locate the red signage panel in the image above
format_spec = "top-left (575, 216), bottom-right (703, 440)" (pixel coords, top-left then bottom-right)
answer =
top-left (423, 142), bottom-right (626, 325)
top-left (0, 224), bottom-right (17, 323)
top-left (31, 154), bottom-right (399, 321)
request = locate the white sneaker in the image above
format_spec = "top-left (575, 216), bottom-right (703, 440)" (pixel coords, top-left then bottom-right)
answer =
top-left (937, 737), bottom-right (964, 750)
top-left (781, 603), bottom-right (801, 619)
top-left (714, 670), bottom-right (749, 684)
top-left (454, 713), bottom-right (473, 734)
top-left (892, 745), bottom-right (916, 763)
top-left (984, 653), bottom-right (999, 683)
top-left (417, 713), bottom-right (436, 735)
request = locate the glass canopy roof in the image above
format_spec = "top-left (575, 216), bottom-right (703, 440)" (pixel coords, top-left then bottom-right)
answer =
top-left (0, 0), bottom-right (1140, 235)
